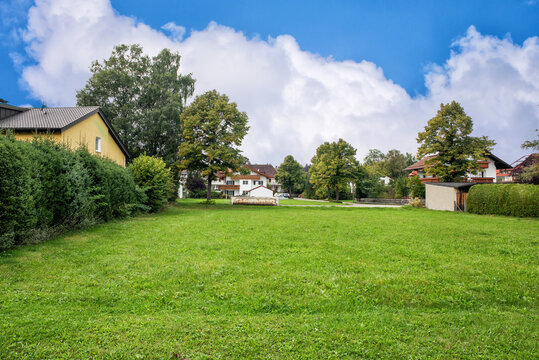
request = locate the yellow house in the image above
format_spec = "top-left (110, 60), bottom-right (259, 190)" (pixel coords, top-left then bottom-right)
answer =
top-left (0, 104), bottom-right (129, 166)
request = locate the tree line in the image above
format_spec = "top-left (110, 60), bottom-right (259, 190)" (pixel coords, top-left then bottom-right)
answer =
top-left (76, 44), bottom-right (535, 202)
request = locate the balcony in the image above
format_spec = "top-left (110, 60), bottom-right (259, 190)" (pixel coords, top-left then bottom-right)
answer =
top-left (468, 177), bottom-right (494, 184)
top-left (420, 177), bottom-right (440, 184)
top-left (218, 185), bottom-right (240, 190)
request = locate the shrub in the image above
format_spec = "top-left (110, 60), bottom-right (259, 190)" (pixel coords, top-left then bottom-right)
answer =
top-left (129, 155), bottom-right (172, 212)
top-left (409, 197), bottom-right (425, 208)
top-left (0, 136), bottom-right (143, 250)
top-left (467, 184), bottom-right (539, 217)
top-left (393, 176), bottom-right (409, 198)
top-left (408, 176), bottom-right (425, 199)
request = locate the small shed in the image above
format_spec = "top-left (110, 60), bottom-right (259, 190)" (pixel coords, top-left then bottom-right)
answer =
top-left (248, 185), bottom-right (274, 197)
top-left (425, 182), bottom-right (477, 211)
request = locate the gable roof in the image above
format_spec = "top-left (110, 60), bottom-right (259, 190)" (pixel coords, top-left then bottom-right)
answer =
top-left (404, 153), bottom-right (511, 171)
top-left (245, 164), bottom-right (277, 178)
top-left (0, 106), bottom-right (130, 159)
top-left (404, 155), bottom-right (437, 171)
top-left (248, 185), bottom-right (274, 192)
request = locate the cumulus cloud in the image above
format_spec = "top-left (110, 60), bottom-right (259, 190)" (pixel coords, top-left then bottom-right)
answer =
top-left (13, 0), bottom-right (539, 165)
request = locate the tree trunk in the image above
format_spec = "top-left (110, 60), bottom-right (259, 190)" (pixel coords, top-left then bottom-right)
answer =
top-left (336, 187), bottom-right (340, 202)
top-left (327, 185), bottom-right (330, 201)
top-left (207, 177), bottom-right (212, 201)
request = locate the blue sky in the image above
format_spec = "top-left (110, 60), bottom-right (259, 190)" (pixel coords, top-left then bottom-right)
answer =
top-left (0, 0), bottom-right (538, 163)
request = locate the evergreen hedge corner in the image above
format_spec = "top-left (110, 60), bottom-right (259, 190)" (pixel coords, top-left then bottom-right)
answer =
top-left (467, 184), bottom-right (539, 217)
top-left (0, 137), bottom-right (146, 250)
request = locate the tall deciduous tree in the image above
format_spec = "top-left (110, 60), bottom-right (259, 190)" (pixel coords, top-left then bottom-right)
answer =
top-left (76, 44), bottom-right (195, 165)
top-left (381, 149), bottom-right (414, 179)
top-left (276, 155), bottom-right (304, 195)
top-left (309, 139), bottom-right (359, 201)
top-left (417, 101), bottom-right (495, 182)
top-left (177, 90), bottom-right (249, 200)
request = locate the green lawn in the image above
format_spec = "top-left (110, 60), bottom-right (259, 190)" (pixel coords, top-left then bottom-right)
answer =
top-left (0, 203), bottom-right (537, 359)
top-left (278, 199), bottom-right (346, 205)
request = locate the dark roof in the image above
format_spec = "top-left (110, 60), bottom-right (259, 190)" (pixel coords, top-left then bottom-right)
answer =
top-left (245, 164), bottom-right (277, 178)
top-left (0, 106), bottom-right (100, 130)
top-left (488, 153), bottom-right (512, 170)
top-left (0, 103), bottom-right (29, 112)
top-left (424, 182), bottom-right (478, 189)
top-left (0, 106), bottom-right (130, 159)
top-left (405, 153), bottom-right (511, 171)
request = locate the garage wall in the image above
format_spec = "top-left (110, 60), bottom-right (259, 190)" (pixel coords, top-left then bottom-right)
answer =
top-left (425, 184), bottom-right (457, 211)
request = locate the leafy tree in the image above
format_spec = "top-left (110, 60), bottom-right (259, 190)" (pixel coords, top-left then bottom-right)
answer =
top-left (354, 166), bottom-right (385, 198)
top-left (363, 149), bottom-right (386, 165)
top-left (309, 139), bottom-right (359, 201)
top-left (417, 101), bottom-right (495, 182)
top-left (520, 129), bottom-right (539, 184)
top-left (76, 44), bottom-right (195, 165)
top-left (185, 172), bottom-right (206, 193)
top-left (0, 98), bottom-right (8, 104)
top-left (521, 129), bottom-right (538, 150)
top-left (276, 155), bottom-right (304, 195)
top-left (393, 175), bottom-right (410, 198)
top-left (178, 90), bottom-right (249, 200)
top-left (381, 149), bottom-right (413, 179)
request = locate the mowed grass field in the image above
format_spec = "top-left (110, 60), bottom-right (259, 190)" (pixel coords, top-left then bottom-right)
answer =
top-left (0, 201), bottom-right (537, 359)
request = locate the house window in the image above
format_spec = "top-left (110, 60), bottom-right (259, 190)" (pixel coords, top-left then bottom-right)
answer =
top-left (95, 137), bottom-right (101, 153)
top-left (242, 191), bottom-right (248, 195)
top-left (226, 190), bottom-right (235, 196)
top-left (243, 180), bottom-right (248, 185)
top-left (226, 180), bottom-right (235, 185)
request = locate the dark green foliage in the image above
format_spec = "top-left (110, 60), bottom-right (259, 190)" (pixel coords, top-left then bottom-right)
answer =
top-left (467, 184), bottom-right (539, 217)
top-left (0, 137), bottom-right (141, 250)
top-left (76, 44), bottom-right (195, 165)
top-left (408, 176), bottom-right (426, 199)
top-left (355, 167), bottom-right (386, 198)
top-left (129, 155), bottom-right (172, 212)
top-left (178, 90), bottom-right (249, 200)
top-left (309, 139), bottom-right (359, 201)
top-left (417, 101), bottom-right (495, 182)
top-left (0, 136), bottom-right (37, 249)
top-left (393, 176), bottom-right (410, 198)
top-left (185, 173), bottom-right (206, 192)
top-left (276, 155), bottom-right (304, 194)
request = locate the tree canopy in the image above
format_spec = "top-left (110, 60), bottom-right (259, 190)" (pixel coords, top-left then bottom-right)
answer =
top-left (177, 90), bottom-right (249, 200)
top-left (275, 155), bottom-right (304, 195)
top-left (417, 101), bottom-right (495, 182)
top-left (76, 44), bottom-right (195, 165)
top-left (309, 139), bottom-right (359, 201)
top-left (520, 129), bottom-right (539, 184)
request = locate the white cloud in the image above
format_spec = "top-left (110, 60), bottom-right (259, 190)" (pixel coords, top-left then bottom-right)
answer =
top-left (161, 22), bottom-right (186, 41)
top-left (14, 0), bottom-right (539, 165)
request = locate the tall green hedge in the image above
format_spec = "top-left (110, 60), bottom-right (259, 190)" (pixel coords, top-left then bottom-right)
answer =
top-left (467, 184), bottom-right (539, 217)
top-left (0, 135), bottom-right (151, 250)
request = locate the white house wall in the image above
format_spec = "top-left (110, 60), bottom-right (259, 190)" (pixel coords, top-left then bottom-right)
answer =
top-left (249, 186), bottom-right (274, 197)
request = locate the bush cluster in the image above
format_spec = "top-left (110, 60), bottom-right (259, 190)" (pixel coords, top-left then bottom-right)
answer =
top-left (0, 136), bottom-right (173, 250)
top-left (467, 184), bottom-right (539, 217)
top-left (129, 155), bottom-right (173, 212)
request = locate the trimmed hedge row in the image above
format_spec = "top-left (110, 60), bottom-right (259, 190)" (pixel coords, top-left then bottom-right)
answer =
top-left (0, 136), bottom-right (172, 250)
top-left (467, 184), bottom-right (539, 217)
